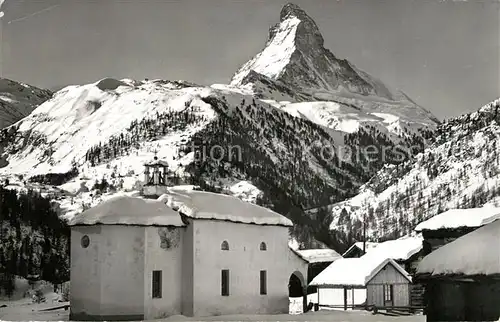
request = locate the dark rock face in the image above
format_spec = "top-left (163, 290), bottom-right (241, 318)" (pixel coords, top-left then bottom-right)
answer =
top-left (278, 3), bottom-right (325, 50)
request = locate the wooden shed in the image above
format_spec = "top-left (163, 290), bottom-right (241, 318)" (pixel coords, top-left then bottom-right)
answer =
top-left (416, 219), bottom-right (500, 321)
top-left (309, 256), bottom-right (412, 310)
top-left (415, 207), bottom-right (500, 256)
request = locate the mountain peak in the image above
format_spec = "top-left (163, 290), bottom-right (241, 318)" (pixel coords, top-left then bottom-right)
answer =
top-left (230, 3), bottom-right (400, 100)
top-left (277, 3), bottom-right (324, 50)
top-left (280, 3), bottom-right (305, 18)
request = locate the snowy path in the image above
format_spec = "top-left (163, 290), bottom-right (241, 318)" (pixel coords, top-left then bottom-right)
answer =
top-left (162, 311), bottom-right (425, 321)
top-left (0, 306), bottom-right (425, 322)
top-left (0, 300), bottom-right (69, 321)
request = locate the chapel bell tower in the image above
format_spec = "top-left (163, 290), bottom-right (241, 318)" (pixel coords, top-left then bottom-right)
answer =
top-left (142, 152), bottom-right (171, 198)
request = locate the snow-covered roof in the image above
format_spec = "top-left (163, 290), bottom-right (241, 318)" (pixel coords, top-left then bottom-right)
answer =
top-left (288, 238), bottom-right (300, 251)
top-left (295, 249), bottom-right (342, 263)
top-left (417, 219), bottom-right (500, 277)
top-left (68, 195), bottom-right (185, 227)
top-left (159, 188), bottom-right (293, 227)
top-left (415, 207), bottom-right (500, 232)
top-left (144, 158), bottom-right (170, 167)
top-left (362, 236), bottom-right (423, 262)
top-left (342, 242), bottom-right (380, 257)
top-left (310, 256), bottom-right (411, 287)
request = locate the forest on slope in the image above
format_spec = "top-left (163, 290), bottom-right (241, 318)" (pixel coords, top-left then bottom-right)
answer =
top-left (0, 183), bottom-right (69, 298)
top-left (328, 99), bottom-right (500, 243)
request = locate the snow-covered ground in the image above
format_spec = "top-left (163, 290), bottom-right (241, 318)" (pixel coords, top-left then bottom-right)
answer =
top-left (0, 278), bottom-right (69, 321)
top-left (161, 311), bottom-right (425, 321)
top-left (0, 301), bottom-right (69, 321)
top-left (0, 282), bottom-right (423, 322)
top-left (0, 305), bottom-right (425, 322)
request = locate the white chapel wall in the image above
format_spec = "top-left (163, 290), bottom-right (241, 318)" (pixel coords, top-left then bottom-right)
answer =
top-left (98, 225), bottom-right (146, 318)
top-left (190, 219), bottom-right (297, 316)
top-left (70, 226), bottom-right (103, 318)
top-left (143, 226), bottom-right (185, 319)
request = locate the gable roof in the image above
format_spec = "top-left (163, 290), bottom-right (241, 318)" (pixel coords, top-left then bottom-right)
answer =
top-left (159, 188), bottom-right (293, 227)
top-left (415, 207), bottom-right (500, 232)
top-left (417, 219), bottom-right (500, 277)
top-left (68, 195), bottom-right (185, 227)
top-left (295, 249), bottom-right (342, 263)
top-left (310, 256), bottom-right (412, 287)
top-left (342, 242), bottom-right (380, 257)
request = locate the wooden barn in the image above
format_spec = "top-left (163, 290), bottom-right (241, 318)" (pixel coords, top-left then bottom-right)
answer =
top-left (309, 256), bottom-right (412, 310)
top-left (361, 235), bottom-right (425, 307)
top-left (342, 242), bottom-right (380, 258)
top-left (416, 218), bottom-right (500, 322)
top-left (415, 207), bottom-right (500, 256)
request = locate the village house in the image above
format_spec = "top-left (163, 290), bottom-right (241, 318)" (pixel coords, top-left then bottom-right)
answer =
top-left (68, 159), bottom-right (308, 320)
top-left (415, 207), bottom-right (500, 256)
top-left (416, 219), bottom-right (500, 322)
top-left (364, 236), bottom-right (425, 307)
top-left (338, 236), bottom-right (425, 308)
top-left (309, 256), bottom-right (412, 310)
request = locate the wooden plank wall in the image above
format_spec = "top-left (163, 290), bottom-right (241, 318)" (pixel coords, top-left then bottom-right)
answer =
top-left (366, 263), bottom-right (410, 307)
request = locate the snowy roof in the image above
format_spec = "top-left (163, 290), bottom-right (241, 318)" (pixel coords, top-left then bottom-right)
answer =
top-left (295, 249), bottom-right (342, 263)
top-left (144, 158), bottom-right (170, 167)
top-left (414, 207), bottom-right (500, 232)
top-left (68, 195), bottom-right (185, 227)
top-left (288, 238), bottom-right (300, 251)
top-left (362, 236), bottom-right (423, 262)
top-left (158, 188), bottom-right (293, 227)
top-left (310, 256), bottom-right (411, 287)
top-left (417, 219), bottom-right (500, 277)
top-left (342, 242), bottom-right (380, 257)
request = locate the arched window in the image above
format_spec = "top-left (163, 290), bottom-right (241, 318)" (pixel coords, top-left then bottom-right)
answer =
top-left (221, 240), bottom-right (229, 251)
top-left (260, 242), bottom-right (267, 251)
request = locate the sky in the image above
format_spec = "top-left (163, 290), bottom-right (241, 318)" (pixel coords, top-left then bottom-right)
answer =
top-left (0, 0), bottom-right (499, 120)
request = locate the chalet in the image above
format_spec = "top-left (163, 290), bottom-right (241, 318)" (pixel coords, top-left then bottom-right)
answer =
top-left (342, 242), bottom-right (379, 258)
top-left (68, 159), bottom-right (308, 320)
top-left (309, 256), bottom-right (412, 310)
top-left (416, 219), bottom-right (500, 322)
top-left (341, 236), bottom-right (424, 307)
top-left (415, 207), bottom-right (500, 256)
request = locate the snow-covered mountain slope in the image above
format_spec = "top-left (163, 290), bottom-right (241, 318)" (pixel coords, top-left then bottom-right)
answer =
top-left (0, 78), bottom-right (52, 129)
top-left (327, 98), bottom-right (500, 242)
top-left (0, 78), bottom-right (214, 175)
top-left (0, 77), bottom-right (371, 221)
top-left (228, 3), bottom-right (438, 135)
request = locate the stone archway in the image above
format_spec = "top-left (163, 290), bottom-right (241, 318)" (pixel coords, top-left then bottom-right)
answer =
top-left (289, 271), bottom-right (307, 313)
